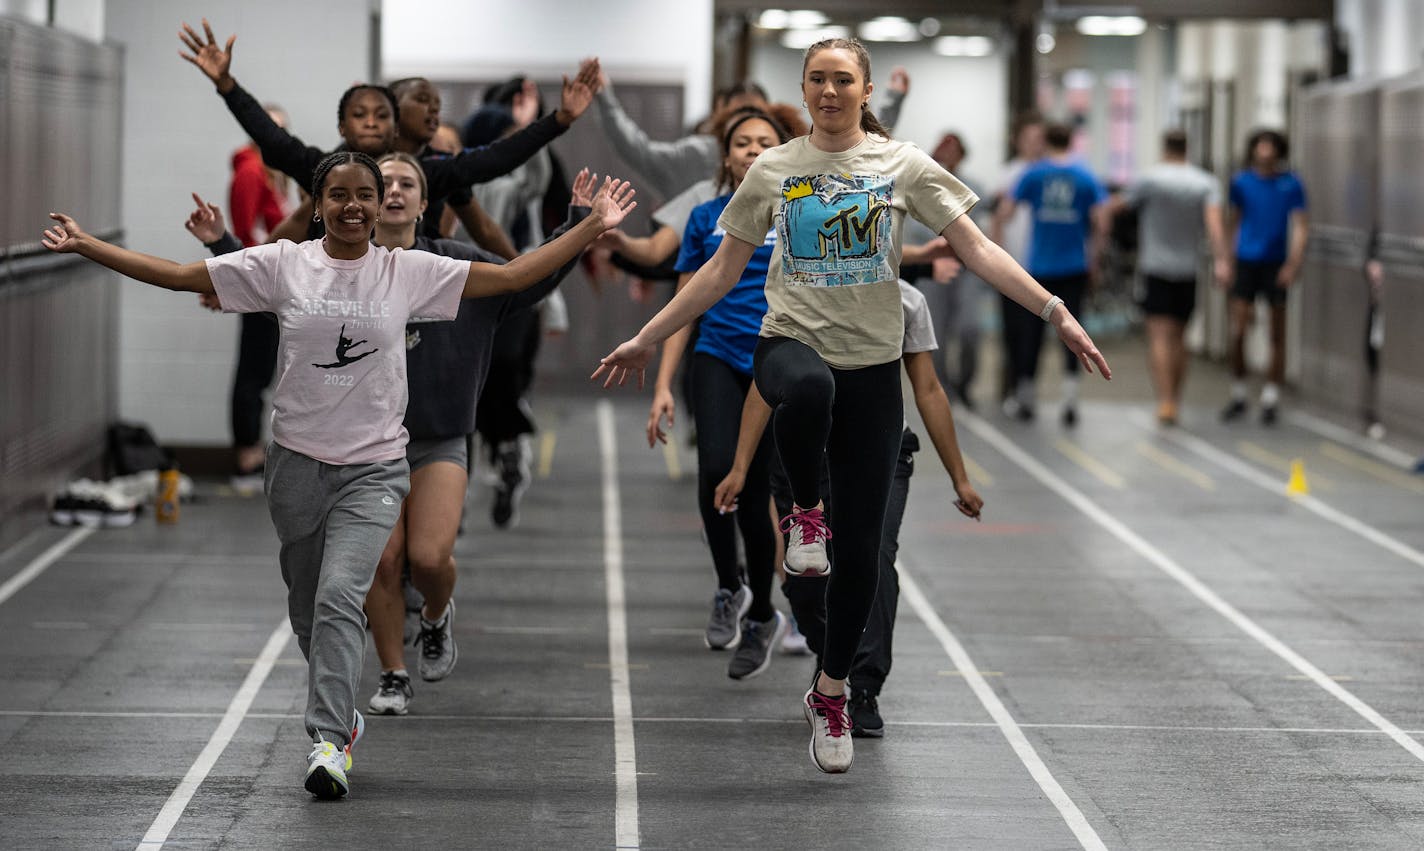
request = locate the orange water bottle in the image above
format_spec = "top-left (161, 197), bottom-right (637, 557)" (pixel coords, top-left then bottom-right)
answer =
top-left (156, 463), bottom-right (181, 524)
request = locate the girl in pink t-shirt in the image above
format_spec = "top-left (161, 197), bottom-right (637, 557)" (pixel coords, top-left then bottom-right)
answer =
top-left (43, 151), bottom-right (635, 799)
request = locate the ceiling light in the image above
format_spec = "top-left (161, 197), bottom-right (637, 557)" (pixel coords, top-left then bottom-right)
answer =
top-left (1036, 31), bottom-right (1056, 53)
top-left (779, 25), bottom-right (851, 50)
top-left (858, 16), bottom-right (920, 42)
top-left (932, 36), bottom-right (995, 57)
top-left (757, 9), bottom-right (829, 30)
top-left (918, 18), bottom-right (941, 37)
top-left (1075, 15), bottom-right (1147, 36)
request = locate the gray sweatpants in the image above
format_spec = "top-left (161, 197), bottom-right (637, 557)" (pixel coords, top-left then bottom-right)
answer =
top-left (264, 442), bottom-right (409, 745)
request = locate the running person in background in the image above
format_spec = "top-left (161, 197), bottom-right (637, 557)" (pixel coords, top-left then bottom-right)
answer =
top-left (714, 279), bottom-right (984, 736)
top-left (1108, 129), bottom-right (1230, 426)
top-left (992, 122), bottom-right (1108, 427)
top-left (44, 151), bottom-right (637, 799)
top-left (595, 37), bottom-right (1108, 774)
top-left (1220, 128), bottom-right (1308, 425)
top-left (989, 112), bottom-right (1046, 409)
top-left (646, 108), bottom-right (798, 680)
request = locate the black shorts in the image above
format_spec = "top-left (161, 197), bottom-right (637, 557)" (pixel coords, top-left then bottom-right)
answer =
top-left (1140, 274), bottom-right (1196, 322)
top-left (1231, 260), bottom-right (1288, 306)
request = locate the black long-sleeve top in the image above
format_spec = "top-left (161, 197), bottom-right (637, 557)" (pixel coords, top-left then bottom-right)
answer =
top-left (219, 81), bottom-right (569, 239)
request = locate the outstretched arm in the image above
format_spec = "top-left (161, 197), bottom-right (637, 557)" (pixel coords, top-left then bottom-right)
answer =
top-left (45, 213), bottom-right (214, 294)
top-left (461, 177), bottom-right (635, 298)
top-left (452, 197), bottom-right (519, 260)
top-left (904, 351), bottom-right (982, 520)
top-left (587, 59), bottom-right (718, 197)
top-left (178, 19), bottom-right (322, 187)
top-left (592, 234), bottom-right (757, 389)
top-left (712, 382), bottom-right (772, 514)
top-left (599, 225), bottom-right (681, 268)
top-left (941, 213), bottom-right (1111, 379)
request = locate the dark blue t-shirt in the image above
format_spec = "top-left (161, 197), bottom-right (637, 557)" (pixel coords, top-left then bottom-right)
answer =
top-left (1229, 170), bottom-right (1307, 264)
top-left (1014, 160), bottom-right (1108, 278)
top-left (675, 194), bottom-right (774, 375)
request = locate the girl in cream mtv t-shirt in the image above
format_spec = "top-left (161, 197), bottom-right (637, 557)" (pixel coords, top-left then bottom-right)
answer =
top-left (594, 38), bottom-right (1110, 775)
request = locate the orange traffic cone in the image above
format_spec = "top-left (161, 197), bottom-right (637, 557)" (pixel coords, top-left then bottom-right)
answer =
top-left (1286, 458), bottom-right (1310, 497)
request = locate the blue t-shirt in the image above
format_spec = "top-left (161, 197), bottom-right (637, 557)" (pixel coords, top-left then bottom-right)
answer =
top-left (674, 194), bottom-right (774, 375)
top-left (1229, 170), bottom-right (1307, 264)
top-left (1014, 160), bottom-right (1108, 278)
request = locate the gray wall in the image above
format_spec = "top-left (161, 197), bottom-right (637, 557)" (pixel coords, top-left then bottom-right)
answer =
top-left (104, 1), bottom-right (372, 446)
top-left (0, 16), bottom-right (123, 541)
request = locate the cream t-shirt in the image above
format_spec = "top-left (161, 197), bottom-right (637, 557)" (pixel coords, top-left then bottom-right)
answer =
top-left (718, 134), bottom-right (977, 368)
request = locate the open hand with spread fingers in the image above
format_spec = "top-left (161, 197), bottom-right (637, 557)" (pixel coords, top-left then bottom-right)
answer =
top-left (590, 336), bottom-right (654, 390)
top-left (590, 178), bottom-right (637, 232)
top-left (178, 19), bottom-right (235, 89)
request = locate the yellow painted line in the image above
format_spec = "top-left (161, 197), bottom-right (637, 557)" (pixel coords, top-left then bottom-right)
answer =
top-left (1136, 442), bottom-right (1215, 491)
top-left (661, 437), bottom-right (683, 481)
top-left (1052, 439), bottom-right (1127, 489)
top-left (537, 430), bottom-right (557, 479)
top-left (1319, 442), bottom-right (1424, 495)
top-left (1237, 441), bottom-right (1335, 490)
top-left (938, 670), bottom-right (1003, 677)
top-left (962, 455), bottom-right (995, 488)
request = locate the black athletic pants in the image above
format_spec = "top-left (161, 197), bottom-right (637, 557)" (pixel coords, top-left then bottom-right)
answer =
top-left (1001, 272), bottom-right (1087, 387)
top-left (231, 313), bottom-right (279, 450)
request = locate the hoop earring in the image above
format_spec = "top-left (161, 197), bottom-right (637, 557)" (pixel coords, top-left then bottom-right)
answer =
top-left (313, 211), bottom-right (321, 222)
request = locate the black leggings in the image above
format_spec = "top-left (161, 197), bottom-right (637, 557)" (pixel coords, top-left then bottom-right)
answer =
top-left (689, 354), bottom-right (777, 621)
top-left (1001, 272), bottom-right (1087, 385)
top-left (475, 307), bottom-right (540, 450)
top-left (753, 337), bottom-right (903, 681)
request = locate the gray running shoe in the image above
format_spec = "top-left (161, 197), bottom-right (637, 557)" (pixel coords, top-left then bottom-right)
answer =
top-left (417, 602), bottom-right (458, 682)
top-left (728, 611), bottom-right (786, 680)
top-left (368, 670), bottom-right (413, 716)
top-left (704, 585), bottom-right (751, 650)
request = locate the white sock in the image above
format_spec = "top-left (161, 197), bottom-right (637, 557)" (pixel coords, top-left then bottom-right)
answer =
top-left (1062, 377), bottom-right (1080, 405)
top-left (1261, 383), bottom-right (1279, 407)
top-left (1231, 381), bottom-right (1248, 401)
top-left (390, 668), bottom-right (409, 679)
top-left (422, 604), bottom-right (449, 625)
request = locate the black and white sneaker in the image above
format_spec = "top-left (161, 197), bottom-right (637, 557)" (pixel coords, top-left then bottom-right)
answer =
top-left (848, 690), bottom-right (884, 738)
top-left (491, 439), bottom-right (531, 529)
top-left (53, 480), bottom-right (136, 528)
top-left (416, 602), bottom-right (458, 682)
top-left (368, 670), bottom-right (414, 716)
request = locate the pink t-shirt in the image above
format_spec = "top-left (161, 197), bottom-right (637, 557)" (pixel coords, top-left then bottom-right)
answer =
top-left (207, 239), bottom-right (467, 464)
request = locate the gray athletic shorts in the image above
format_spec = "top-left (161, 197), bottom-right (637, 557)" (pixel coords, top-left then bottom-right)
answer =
top-left (405, 436), bottom-right (468, 473)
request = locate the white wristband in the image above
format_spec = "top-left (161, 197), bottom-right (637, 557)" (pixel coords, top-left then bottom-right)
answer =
top-left (1039, 295), bottom-right (1063, 322)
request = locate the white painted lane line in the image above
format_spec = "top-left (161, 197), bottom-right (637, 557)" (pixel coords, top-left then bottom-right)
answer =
top-left (1286, 410), bottom-right (1418, 469)
top-left (136, 619), bottom-right (290, 851)
top-left (597, 400), bottom-right (640, 850)
top-left (963, 411), bottom-right (1424, 765)
top-left (900, 561), bottom-right (1109, 851)
top-left (1156, 419), bottom-right (1424, 571)
top-left (0, 527), bottom-right (93, 607)
top-left (0, 525), bottom-right (52, 566)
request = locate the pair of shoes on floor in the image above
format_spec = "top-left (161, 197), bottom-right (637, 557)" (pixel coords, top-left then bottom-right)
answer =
top-left (50, 479), bottom-right (139, 528)
top-left (490, 438), bottom-right (531, 529)
top-left (1220, 399), bottom-right (1278, 425)
top-left (304, 710), bottom-right (364, 799)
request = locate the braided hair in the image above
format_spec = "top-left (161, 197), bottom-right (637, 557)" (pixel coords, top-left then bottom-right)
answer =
top-left (312, 151), bottom-right (385, 205)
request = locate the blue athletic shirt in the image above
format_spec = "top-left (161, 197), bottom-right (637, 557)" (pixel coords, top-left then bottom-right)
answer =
top-left (675, 194), bottom-right (775, 375)
top-left (1229, 170), bottom-right (1307, 264)
top-left (1014, 160), bottom-right (1108, 279)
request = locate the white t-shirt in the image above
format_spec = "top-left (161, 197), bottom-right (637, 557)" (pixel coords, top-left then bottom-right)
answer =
top-left (207, 239), bottom-right (468, 465)
top-left (718, 134), bottom-right (977, 369)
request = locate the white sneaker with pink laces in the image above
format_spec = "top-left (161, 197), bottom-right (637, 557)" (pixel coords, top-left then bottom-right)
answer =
top-left (803, 687), bottom-right (853, 773)
top-left (781, 506), bottom-right (831, 576)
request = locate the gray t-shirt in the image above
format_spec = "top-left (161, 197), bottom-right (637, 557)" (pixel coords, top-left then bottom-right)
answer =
top-left (1122, 162), bottom-right (1221, 280)
top-left (651, 179), bottom-right (719, 239)
top-left (899, 279), bottom-right (938, 354)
